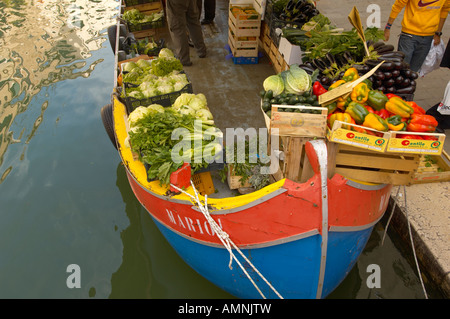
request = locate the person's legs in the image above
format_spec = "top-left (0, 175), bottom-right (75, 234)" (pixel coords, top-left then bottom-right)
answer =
top-left (398, 32), bottom-right (415, 66)
top-left (409, 35), bottom-right (433, 72)
top-left (186, 0), bottom-right (207, 57)
top-left (202, 0), bottom-right (215, 23)
top-left (166, 0), bottom-right (191, 65)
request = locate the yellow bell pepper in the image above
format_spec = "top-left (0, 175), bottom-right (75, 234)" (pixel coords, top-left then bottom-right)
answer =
top-left (362, 113), bottom-right (389, 132)
top-left (336, 95), bottom-right (352, 110)
top-left (385, 97), bottom-right (414, 118)
top-left (342, 67), bottom-right (359, 82)
top-left (350, 82), bottom-right (370, 103)
top-left (328, 112), bottom-right (355, 130)
top-left (328, 80), bottom-right (346, 90)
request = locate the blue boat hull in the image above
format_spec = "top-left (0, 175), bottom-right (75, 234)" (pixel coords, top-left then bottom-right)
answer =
top-left (152, 217), bottom-right (374, 299)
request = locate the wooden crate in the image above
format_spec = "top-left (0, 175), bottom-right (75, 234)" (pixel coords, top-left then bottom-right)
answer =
top-left (269, 136), bottom-right (316, 183)
top-left (270, 105), bottom-right (328, 137)
top-left (123, 1), bottom-right (165, 37)
top-left (228, 29), bottom-right (259, 57)
top-left (331, 143), bottom-right (420, 186)
top-left (124, 1), bottom-right (163, 13)
top-left (327, 121), bottom-right (391, 153)
top-left (227, 165), bottom-right (252, 189)
top-left (411, 151), bottom-right (450, 184)
top-left (387, 131), bottom-right (446, 156)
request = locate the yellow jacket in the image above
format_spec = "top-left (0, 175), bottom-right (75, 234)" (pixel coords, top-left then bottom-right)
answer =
top-left (389, 0), bottom-right (450, 36)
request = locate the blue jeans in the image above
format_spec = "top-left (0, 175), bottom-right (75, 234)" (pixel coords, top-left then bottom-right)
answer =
top-left (398, 32), bottom-right (433, 72)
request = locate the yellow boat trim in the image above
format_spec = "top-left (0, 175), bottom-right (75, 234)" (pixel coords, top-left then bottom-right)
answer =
top-left (112, 94), bottom-right (286, 211)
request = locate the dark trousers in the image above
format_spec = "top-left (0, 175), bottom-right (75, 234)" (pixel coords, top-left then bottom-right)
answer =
top-left (200, 0), bottom-right (215, 21)
top-left (166, 0), bottom-right (206, 64)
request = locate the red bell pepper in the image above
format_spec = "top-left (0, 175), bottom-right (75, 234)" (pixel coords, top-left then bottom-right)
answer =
top-left (375, 108), bottom-right (390, 119)
top-left (422, 135), bottom-right (438, 141)
top-left (397, 134), bottom-right (423, 139)
top-left (385, 93), bottom-right (400, 100)
top-left (364, 105), bottom-right (375, 113)
top-left (406, 123), bottom-right (436, 132)
top-left (313, 81), bottom-right (327, 97)
top-left (408, 113), bottom-right (438, 127)
top-left (406, 101), bottom-right (426, 114)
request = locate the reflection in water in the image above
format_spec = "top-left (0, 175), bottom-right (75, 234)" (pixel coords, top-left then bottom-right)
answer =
top-left (0, 0), bottom-right (118, 183)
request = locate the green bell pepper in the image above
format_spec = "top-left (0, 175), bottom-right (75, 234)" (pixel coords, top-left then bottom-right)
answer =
top-left (345, 101), bottom-right (369, 124)
top-left (386, 115), bottom-right (407, 131)
top-left (366, 90), bottom-right (389, 111)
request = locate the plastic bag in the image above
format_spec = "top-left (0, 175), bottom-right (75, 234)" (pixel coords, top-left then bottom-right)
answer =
top-left (418, 40), bottom-right (445, 77)
top-left (437, 80), bottom-right (450, 115)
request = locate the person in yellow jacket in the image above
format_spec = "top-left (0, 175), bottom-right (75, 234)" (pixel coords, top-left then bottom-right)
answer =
top-left (384, 0), bottom-right (450, 72)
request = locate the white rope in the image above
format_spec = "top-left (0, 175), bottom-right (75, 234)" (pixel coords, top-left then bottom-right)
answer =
top-left (382, 186), bottom-right (428, 299)
top-left (170, 180), bottom-right (284, 299)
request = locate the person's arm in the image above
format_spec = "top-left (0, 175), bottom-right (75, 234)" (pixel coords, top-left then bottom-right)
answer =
top-left (384, 0), bottom-right (408, 41)
top-left (434, 17), bottom-right (447, 45)
top-left (384, 16), bottom-right (395, 41)
top-left (435, 1), bottom-right (450, 45)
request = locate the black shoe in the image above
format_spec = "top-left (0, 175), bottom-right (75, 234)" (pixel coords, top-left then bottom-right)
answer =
top-left (182, 61), bottom-right (192, 66)
top-left (198, 52), bottom-right (207, 58)
top-left (201, 19), bottom-right (213, 25)
top-left (188, 39), bottom-right (194, 47)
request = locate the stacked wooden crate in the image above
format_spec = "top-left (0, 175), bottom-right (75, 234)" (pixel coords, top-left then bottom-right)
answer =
top-left (123, 0), bottom-right (165, 40)
top-left (228, 1), bottom-right (264, 64)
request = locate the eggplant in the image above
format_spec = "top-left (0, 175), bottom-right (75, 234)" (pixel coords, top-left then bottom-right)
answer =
top-left (394, 76), bottom-right (404, 85)
top-left (401, 69), bottom-right (412, 78)
top-left (377, 86), bottom-right (386, 93)
top-left (410, 71), bottom-right (418, 79)
top-left (399, 78), bottom-right (411, 88)
top-left (393, 61), bottom-right (403, 70)
top-left (383, 71), bottom-right (393, 79)
top-left (384, 78), bottom-right (395, 87)
top-left (410, 80), bottom-right (416, 87)
top-left (374, 71), bottom-right (385, 80)
top-left (379, 51), bottom-right (406, 59)
top-left (379, 61), bottom-right (394, 71)
top-left (294, 0), bottom-right (308, 11)
top-left (372, 41), bottom-right (386, 50)
top-left (376, 44), bottom-right (395, 53)
top-left (375, 80), bottom-right (383, 87)
top-left (325, 53), bottom-right (337, 67)
top-left (381, 57), bottom-right (404, 63)
top-left (395, 86), bottom-right (415, 94)
top-left (392, 69), bottom-right (401, 77)
top-left (385, 86), bottom-right (396, 93)
top-left (320, 76), bottom-right (332, 86)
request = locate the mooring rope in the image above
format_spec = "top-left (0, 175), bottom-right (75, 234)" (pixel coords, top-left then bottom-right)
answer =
top-left (170, 180), bottom-right (284, 299)
top-left (382, 185), bottom-right (428, 299)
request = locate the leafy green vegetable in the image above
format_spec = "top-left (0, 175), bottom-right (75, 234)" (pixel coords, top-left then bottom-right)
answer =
top-left (263, 74), bottom-right (284, 96)
top-left (150, 57), bottom-right (183, 77)
top-left (123, 8), bottom-right (164, 25)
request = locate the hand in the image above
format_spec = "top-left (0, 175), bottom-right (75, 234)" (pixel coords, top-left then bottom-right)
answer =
top-left (433, 34), bottom-right (441, 45)
top-left (384, 29), bottom-right (390, 41)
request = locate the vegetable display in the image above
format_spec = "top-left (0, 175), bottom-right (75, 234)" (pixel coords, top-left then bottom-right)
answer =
top-left (325, 67), bottom-right (440, 138)
top-left (126, 94), bottom-right (222, 186)
top-left (123, 8), bottom-right (164, 26)
top-left (261, 65), bottom-right (319, 117)
top-left (121, 49), bottom-right (190, 100)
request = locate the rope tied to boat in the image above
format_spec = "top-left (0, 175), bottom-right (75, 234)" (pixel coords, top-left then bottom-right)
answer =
top-left (170, 180), bottom-right (284, 299)
top-left (382, 185), bottom-right (428, 299)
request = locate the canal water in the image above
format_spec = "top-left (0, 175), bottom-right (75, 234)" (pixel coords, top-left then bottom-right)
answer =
top-left (0, 0), bottom-right (443, 299)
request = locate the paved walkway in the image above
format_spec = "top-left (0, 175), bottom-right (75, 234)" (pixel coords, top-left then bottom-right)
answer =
top-left (316, 0), bottom-right (450, 298)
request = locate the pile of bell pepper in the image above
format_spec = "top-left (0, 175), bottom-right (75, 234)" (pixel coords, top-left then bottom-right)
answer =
top-left (323, 67), bottom-right (440, 139)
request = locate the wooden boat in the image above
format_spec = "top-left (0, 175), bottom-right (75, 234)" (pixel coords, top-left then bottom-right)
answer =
top-left (102, 2), bottom-right (392, 299)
